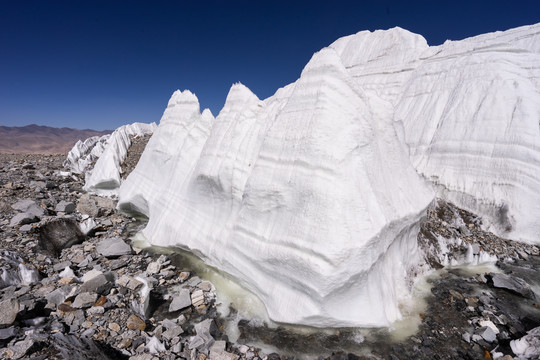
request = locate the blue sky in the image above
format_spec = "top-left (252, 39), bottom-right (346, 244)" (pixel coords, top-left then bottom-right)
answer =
top-left (1, 0), bottom-right (539, 130)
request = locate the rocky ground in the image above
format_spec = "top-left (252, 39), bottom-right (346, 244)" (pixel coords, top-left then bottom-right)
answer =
top-left (120, 135), bottom-right (152, 180)
top-left (0, 152), bottom-right (539, 360)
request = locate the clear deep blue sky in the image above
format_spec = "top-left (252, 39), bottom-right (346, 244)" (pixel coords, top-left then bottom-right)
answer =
top-left (1, 0), bottom-right (539, 130)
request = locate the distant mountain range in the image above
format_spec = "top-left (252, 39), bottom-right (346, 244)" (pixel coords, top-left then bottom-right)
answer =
top-left (0, 124), bottom-right (111, 154)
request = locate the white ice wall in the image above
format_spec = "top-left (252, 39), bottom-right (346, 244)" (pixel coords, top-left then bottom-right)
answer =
top-left (118, 47), bottom-right (434, 327)
top-left (117, 23), bottom-right (540, 327)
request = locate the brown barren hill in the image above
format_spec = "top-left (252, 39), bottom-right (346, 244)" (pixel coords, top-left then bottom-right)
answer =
top-left (0, 124), bottom-right (111, 154)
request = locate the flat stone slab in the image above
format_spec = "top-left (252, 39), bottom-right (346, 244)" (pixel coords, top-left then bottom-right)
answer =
top-left (10, 212), bottom-right (39, 226)
top-left (11, 199), bottom-right (45, 217)
top-left (489, 273), bottom-right (535, 299)
top-left (96, 237), bottom-right (132, 257)
top-left (72, 292), bottom-right (98, 308)
top-left (169, 289), bottom-right (192, 312)
top-left (475, 326), bottom-right (497, 343)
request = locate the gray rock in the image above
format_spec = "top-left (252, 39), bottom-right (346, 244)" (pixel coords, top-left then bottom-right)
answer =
top-left (86, 306), bottom-right (105, 315)
top-left (96, 237), bottom-right (132, 257)
top-left (194, 318), bottom-right (217, 349)
top-left (0, 298), bottom-right (19, 328)
top-left (162, 318), bottom-right (177, 329)
top-left (29, 181), bottom-right (46, 191)
top-left (169, 289), bottom-right (192, 312)
top-left (37, 218), bottom-right (86, 256)
top-left (129, 354), bottom-right (155, 360)
top-left (110, 258), bottom-right (128, 270)
top-left (46, 287), bottom-right (72, 305)
top-left (10, 212), bottom-right (39, 226)
top-left (162, 325), bottom-right (183, 340)
top-left (489, 273), bottom-right (536, 299)
top-left (77, 194), bottom-right (99, 217)
top-left (475, 326), bottom-right (497, 343)
top-left (210, 340), bottom-right (227, 353)
top-left (11, 199), bottom-right (45, 217)
top-left (94, 197), bottom-right (115, 215)
top-left (19, 224), bottom-right (33, 232)
top-left (62, 309), bottom-right (85, 326)
top-left (198, 281), bottom-right (213, 292)
top-left (80, 273), bottom-right (113, 294)
top-left (171, 343), bottom-right (182, 353)
top-left (53, 260), bottom-right (72, 272)
top-left (462, 332), bottom-right (471, 343)
top-left (0, 327), bottom-right (18, 340)
top-left (55, 200), bottom-right (76, 214)
top-left (188, 335), bottom-right (206, 350)
top-left (117, 275), bottom-right (143, 290)
top-left (72, 292), bottom-right (98, 308)
top-left (4, 338), bottom-right (37, 359)
top-left (187, 276), bottom-right (202, 287)
top-left (146, 261), bottom-right (161, 275)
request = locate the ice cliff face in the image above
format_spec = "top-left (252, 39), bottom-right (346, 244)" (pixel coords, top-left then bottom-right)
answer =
top-left (392, 25), bottom-right (540, 243)
top-left (327, 24), bottom-right (540, 244)
top-left (119, 48), bottom-right (434, 327)
top-left (114, 23), bottom-right (540, 327)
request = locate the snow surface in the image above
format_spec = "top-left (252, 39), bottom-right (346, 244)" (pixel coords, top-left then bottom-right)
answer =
top-left (113, 23), bottom-right (540, 327)
top-left (79, 122), bottom-right (156, 196)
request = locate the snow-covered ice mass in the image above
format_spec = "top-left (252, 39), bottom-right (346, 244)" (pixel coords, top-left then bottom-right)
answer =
top-left (68, 24), bottom-right (540, 328)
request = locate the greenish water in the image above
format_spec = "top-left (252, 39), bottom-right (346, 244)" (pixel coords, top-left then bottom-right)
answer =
top-left (129, 230), bottom-right (440, 357)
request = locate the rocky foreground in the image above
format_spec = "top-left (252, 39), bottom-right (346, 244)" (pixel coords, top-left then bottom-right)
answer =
top-left (0, 153), bottom-right (539, 360)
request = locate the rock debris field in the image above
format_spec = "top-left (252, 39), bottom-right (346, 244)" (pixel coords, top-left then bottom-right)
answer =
top-left (0, 152), bottom-right (539, 360)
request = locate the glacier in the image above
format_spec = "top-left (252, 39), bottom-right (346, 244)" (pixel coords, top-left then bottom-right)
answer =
top-left (80, 23), bottom-right (540, 327)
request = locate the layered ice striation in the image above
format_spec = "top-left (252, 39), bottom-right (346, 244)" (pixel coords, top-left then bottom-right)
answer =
top-left (114, 23), bottom-right (540, 327)
top-left (391, 24), bottom-right (540, 243)
top-left (66, 122), bottom-right (156, 196)
top-left (329, 25), bottom-right (540, 243)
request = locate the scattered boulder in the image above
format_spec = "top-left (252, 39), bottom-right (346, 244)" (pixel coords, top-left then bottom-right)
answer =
top-left (37, 218), bottom-right (86, 256)
top-left (0, 298), bottom-right (19, 328)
